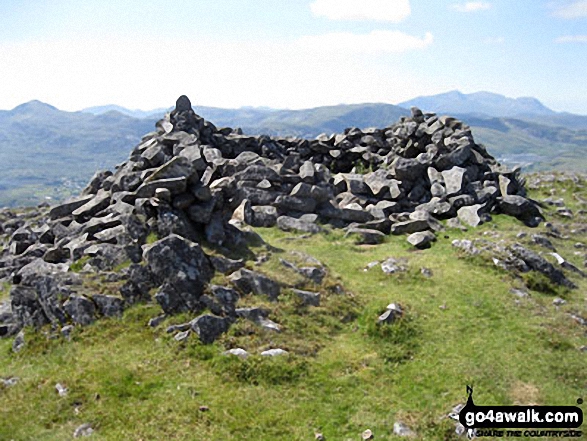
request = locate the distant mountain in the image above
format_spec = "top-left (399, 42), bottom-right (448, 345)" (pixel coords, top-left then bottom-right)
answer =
top-left (1, 97), bottom-right (586, 207)
top-left (399, 90), bottom-right (556, 118)
top-left (82, 105), bottom-right (169, 119)
top-left (0, 101), bottom-right (154, 207)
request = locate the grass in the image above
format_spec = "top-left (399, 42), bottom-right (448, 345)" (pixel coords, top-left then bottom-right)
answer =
top-left (0, 176), bottom-right (586, 440)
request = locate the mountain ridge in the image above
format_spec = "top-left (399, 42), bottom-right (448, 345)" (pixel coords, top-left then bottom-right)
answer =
top-left (0, 94), bottom-right (586, 206)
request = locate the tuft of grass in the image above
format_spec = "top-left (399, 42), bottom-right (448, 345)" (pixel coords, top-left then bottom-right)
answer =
top-left (145, 231), bottom-right (159, 245)
top-left (69, 256), bottom-right (91, 273)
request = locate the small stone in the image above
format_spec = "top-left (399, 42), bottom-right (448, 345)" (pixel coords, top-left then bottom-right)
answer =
top-left (292, 289), bottom-right (321, 307)
top-left (55, 383), bottom-right (68, 397)
top-left (73, 423), bottom-right (94, 438)
top-left (148, 315), bottom-right (167, 328)
top-left (260, 348), bottom-right (288, 357)
top-left (364, 261), bottom-right (380, 271)
top-left (1, 377), bottom-right (19, 387)
top-left (223, 348), bottom-right (250, 359)
top-left (421, 267), bottom-right (433, 278)
top-left (393, 422), bottom-right (416, 437)
top-left (378, 303), bottom-right (403, 324)
top-left (510, 288), bottom-right (529, 298)
top-left (381, 258), bottom-right (407, 274)
top-left (199, 405), bottom-right (210, 412)
top-left (12, 330), bottom-right (25, 353)
top-left (552, 297), bottom-right (566, 306)
top-left (362, 429), bottom-right (374, 440)
top-left (61, 325), bottom-right (74, 339)
top-left (174, 330), bottom-right (190, 342)
top-left (315, 433), bottom-right (325, 440)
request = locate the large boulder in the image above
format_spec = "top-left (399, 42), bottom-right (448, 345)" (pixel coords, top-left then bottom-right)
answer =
top-left (143, 235), bottom-right (213, 313)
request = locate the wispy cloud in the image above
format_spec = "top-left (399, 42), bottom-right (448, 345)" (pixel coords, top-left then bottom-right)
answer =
top-left (450, 2), bottom-right (492, 12)
top-left (556, 34), bottom-right (587, 42)
top-left (296, 30), bottom-right (433, 54)
top-left (553, 0), bottom-right (587, 18)
top-left (310, 0), bottom-right (411, 22)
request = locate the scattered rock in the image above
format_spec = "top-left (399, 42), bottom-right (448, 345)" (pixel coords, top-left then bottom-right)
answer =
top-left (378, 303), bottom-right (403, 325)
top-left (55, 383), bottom-right (68, 397)
top-left (362, 429), bottom-right (374, 440)
top-left (229, 269), bottom-right (281, 300)
top-left (223, 348), bottom-right (249, 359)
top-left (381, 258), bottom-right (407, 274)
top-left (393, 422), bottom-right (416, 437)
top-left (73, 423), bottom-right (94, 438)
top-left (260, 348), bottom-right (288, 357)
top-left (189, 315), bottom-right (230, 344)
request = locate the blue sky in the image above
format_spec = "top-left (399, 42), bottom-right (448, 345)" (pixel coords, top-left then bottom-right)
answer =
top-left (0, 0), bottom-right (586, 113)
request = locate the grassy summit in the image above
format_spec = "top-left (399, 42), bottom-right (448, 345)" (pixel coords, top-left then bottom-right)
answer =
top-left (1, 173), bottom-right (585, 440)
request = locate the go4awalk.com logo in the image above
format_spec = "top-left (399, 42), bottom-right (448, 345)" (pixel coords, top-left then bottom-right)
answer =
top-left (456, 386), bottom-right (583, 438)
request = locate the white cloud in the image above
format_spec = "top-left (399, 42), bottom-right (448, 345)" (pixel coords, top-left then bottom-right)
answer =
top-left (553, 0), bottom-right (587, 18)
top-left (556, 34), bottom-right (587, 42)
top-left (310, 0), bottom-right (411, 22)
top-left (451, 2), bottom-right (492, 12)
top-left (0, 34), bottom-right (434, 111)
top-left (296, 30), bottom-right (433, 54)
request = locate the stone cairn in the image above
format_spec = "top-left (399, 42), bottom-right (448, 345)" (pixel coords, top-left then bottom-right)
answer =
top-left (0, 95), bottom-right (542, 341)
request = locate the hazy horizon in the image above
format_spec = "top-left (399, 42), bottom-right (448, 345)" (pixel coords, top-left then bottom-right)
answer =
top-left (1, 1), bottom-right (587, 113)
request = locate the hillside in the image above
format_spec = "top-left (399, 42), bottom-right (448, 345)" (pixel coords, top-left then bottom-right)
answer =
top-left (0, 102), bottom-right (154, 207)
top-left (1, 173), bottom-right (585, 440)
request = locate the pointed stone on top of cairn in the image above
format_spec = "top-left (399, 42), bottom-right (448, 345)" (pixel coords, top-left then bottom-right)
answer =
top-left (174, 95), bottom-right (192, 113)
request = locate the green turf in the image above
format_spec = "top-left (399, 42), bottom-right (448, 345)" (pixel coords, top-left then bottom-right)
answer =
top-left (0, 176), bottom-right (586, 440)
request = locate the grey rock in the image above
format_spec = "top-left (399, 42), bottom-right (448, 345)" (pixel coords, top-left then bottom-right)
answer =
top-left (260, 348), bottom-right (288, 357)
top-left (72, 191), bottom-right (111, 219)
top-left (346, 227), bottom-right (385, 244)
top-left (55, 383), bottom-right (68, 397)
top-left (390, 219), bottom-right (430, 235)
top-left (498, 195), bottom-right (543, 226)
top-left (136, 177), bottom-right (187, 198)
top-left (381, 258), bottom-right (407, 274)
top-left (378, 303), bottom-right (403, 325)
top-left (457, 204), bottom-right (487, 227)
top-left (223, 348), bottom-right (249, 359)
top-left (12, 330), bottom-right (25, 352)
top-left (407, 231), bottom-right (436, 249)
top-left (144, 235), bottom-right (213, 313)
top-left (509, 244), bottom-right (575, 288)
top-left (93, 295), bottom-right (124, 317)
top-left (189, 314), bottom-right (230, 344)
top-left (49, 195), bottom-right (94, 220)
top-left (229, 269), bottom-right (281, 300)
top-left (209, 256), bottom-right (245, 274)
top-left (277, 216), bottom-right (321, 234)
top-left (292, 289), bottom-right (321, 306)
top-left (73, 423), bottom-right (94, 438)
top-left (441, 166), bottom-right (467, 196)
top-left (174, 330), bottom-right (190, 342)
top-left (63, 295), bottom-right (96, 326)
top-left (251, 206), bottom-right (278, 227)
top-left (393, 422), bottom-right (416, 438)
top-left (148, 315), bottom-right (166, 328)
top-left (531, 234), bottom-right (556, 251)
